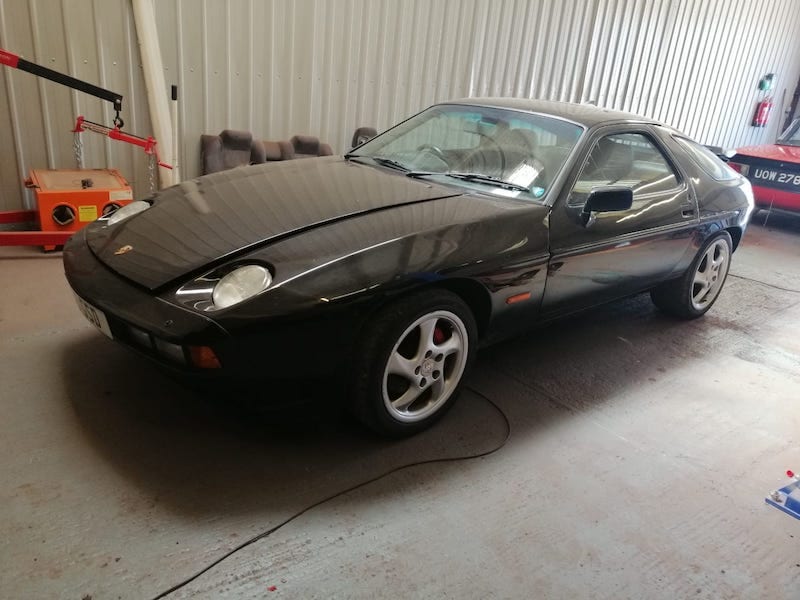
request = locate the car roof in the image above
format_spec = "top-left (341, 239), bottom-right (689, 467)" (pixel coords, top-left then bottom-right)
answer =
top-left (449, 97), bottom-right (661, 128)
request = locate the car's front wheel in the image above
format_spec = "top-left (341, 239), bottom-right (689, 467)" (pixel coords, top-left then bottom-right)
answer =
top-left (650, 231), bottom-right (732, 319)
top-left (350, 289), bottom-right (477, 437)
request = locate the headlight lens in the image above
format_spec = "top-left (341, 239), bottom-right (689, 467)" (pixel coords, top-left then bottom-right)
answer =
top-left (212, 265), bottom-right (272, 309)
top-left (104, 200), bottom-right (150, 225)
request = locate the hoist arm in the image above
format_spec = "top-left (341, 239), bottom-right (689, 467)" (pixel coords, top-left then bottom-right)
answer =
top-left (1, 48), bottom-right (124, 127)
top-left (73, 117), bottom-right (172, 169)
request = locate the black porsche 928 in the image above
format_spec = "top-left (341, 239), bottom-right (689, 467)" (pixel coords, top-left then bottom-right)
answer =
top-left (64, 98), bottom-right (754, 436)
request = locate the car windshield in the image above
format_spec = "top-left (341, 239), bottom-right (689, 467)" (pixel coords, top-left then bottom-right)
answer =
top-left (350, 104), bottom-right (584, 201)
top-left (777, 118), bottom-right (800, 147)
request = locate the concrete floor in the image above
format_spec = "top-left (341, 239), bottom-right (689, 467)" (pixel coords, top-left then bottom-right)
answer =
top-left (2, 215), bottom-right (800, 599)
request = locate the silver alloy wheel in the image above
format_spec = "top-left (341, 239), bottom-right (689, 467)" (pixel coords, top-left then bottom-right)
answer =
top-left (691, 238), bottom-right (730, 310)
top-left (382, 310), bottom-right (469, 423)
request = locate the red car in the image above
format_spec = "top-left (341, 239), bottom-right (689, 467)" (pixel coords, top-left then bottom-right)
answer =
top-left (729, 118), bottom-right (800, 214)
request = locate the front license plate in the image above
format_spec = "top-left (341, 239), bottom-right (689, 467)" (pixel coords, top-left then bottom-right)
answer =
top-left (751, 166), bottom-right (800, 191)
top-left (73, 293), bottom-right (113, 339)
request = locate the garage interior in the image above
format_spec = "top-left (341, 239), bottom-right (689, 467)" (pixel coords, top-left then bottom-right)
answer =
top-left (2, 1), bottom-right (800, 598)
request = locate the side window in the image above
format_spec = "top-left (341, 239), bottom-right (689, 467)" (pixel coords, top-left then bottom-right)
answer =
top-left (572, 133), bottom-right (679, 202)
top-left (673, 135), bottom-right (739, 181)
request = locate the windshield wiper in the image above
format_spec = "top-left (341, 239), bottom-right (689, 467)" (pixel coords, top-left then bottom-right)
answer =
top-left (371, 156), bottom-right (410, 172)
top-left (446, 172), bottom-right (530, 192)
top-left (345, 153), bottom-right (410, 172)
top-left (407, 170), bottom-right (530, 193)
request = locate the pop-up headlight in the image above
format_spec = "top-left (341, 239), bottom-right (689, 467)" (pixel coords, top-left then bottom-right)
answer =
top-left (176, 263), bottom-right (274, 312)
top-left (211, 265), bottom-right (272, 309)
top-left (103, 200), bottom-right (150, 226)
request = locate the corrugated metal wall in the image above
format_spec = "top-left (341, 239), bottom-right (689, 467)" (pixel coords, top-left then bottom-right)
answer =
top-left (1, 0), bottom-right (799, 212)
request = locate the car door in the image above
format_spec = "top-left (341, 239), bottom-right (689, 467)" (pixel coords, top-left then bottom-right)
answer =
top-left (541, 125), bottom-right (697, 318)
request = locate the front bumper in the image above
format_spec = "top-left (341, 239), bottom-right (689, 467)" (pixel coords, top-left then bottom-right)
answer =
top-left (64, 229), bottom-right (230, 374)
top-left (63, 229), bottom-right (359, 379)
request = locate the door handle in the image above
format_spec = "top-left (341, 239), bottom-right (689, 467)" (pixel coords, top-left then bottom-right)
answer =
top-left (681, 199), bottom-right (697, 218)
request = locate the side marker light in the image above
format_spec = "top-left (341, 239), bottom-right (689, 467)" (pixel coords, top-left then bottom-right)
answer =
top-left (506, 292), bottom-right (532, 305)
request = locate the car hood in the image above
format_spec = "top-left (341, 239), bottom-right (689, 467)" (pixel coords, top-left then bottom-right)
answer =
top-left (86, 157), bottom-right (462, 290)
top-left (734, 143), bottom-right (800, 163)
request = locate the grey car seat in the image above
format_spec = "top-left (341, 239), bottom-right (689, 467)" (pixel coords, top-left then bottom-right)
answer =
top-left (289, 135), bottom-right (333, 159)
top-left (201, 130), bottom-right (266, 174)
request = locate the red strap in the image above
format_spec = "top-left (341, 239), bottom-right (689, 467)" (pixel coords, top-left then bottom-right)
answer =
top-left (0, 49), bottom-right (20, 68)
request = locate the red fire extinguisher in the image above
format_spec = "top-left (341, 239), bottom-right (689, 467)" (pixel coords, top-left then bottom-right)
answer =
top-left (752, 96), bottom-right (773, 127)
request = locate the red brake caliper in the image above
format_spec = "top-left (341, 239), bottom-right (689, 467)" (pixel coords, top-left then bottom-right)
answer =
top-left (433, 326), bottom-right (446, 345)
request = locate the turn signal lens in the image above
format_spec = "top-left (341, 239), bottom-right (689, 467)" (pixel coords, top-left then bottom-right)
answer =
top-left (189, 346), bottom-right (222, 369)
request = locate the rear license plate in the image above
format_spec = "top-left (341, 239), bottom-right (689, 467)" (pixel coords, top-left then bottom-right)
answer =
top-left (751, 167), bottom-right (800, 192)
top-left (73, 293), bottom-right (113, 339)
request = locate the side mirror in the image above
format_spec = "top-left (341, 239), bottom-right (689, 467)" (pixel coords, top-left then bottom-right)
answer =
top-left (582, 186), bottom-right (633, 226)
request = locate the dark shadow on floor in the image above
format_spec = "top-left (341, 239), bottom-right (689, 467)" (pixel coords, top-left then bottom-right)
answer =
top-left (749, 210), bottom-right (800, 234)
top-left (59, 278), bottom-right (783, 524)
top-left (61, 334), bottom-right (507, 519)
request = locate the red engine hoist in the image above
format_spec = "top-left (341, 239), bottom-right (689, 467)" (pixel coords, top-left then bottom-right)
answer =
top-left (72, 116), bottom-right (173, 194)
top-left (0, 47), bottom-right (172, 249)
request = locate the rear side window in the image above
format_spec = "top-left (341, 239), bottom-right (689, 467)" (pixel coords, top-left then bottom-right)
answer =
top-left (673, 136), bottom-right (739, 181)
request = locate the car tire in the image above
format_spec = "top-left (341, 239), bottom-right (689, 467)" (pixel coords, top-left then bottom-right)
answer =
top-left (349, 289), bottom-right (478, 437)
top-left (650, 231), bottom-right (733, 319)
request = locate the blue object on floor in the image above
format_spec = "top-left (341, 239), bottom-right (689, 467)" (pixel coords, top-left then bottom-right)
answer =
top-left (765, 478), bottom-right (800, 520)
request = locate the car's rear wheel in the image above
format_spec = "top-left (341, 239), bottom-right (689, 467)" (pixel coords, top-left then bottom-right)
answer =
top-left (350, 289), bottom-right (477, 437)
top-left (650, 231), bottom-right (732, 319)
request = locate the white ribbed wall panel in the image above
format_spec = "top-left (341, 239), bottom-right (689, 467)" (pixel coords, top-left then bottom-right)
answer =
top-left (1, 0), bottom-right (799, 211)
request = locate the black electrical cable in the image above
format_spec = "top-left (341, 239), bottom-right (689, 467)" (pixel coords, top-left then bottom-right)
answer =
top-left (729, 273), bottom-right (800, 294)
top-left (150, 387), bottom-right (510, 600)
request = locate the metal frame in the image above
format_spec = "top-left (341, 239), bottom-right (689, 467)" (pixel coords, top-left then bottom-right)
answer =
top-left (0, 209), bottom-right (72, 248)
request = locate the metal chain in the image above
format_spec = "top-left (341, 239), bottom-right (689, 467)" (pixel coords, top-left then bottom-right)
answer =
top-left (73, 132), bottom-right (84, 169)
top-left (148, 153), bottom-right (156, 194)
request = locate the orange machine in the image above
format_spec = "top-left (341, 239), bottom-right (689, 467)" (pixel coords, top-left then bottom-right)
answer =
top-left (24, 168), bottom-right (133, 250)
